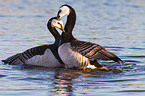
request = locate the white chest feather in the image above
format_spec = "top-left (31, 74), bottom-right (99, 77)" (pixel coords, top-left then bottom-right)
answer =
top-left (25, 49), bottom-right (62, 67)
top-left (58, 43), bottom-right (95, 69)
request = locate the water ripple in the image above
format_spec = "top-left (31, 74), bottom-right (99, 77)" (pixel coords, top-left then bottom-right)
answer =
top-left (0, 15), bottom-right (47, 18)
top-left (0, 74), bottom-right (7, 78)
top-left (117, 90), bottom-right (145, 92)
top-left (0, 0), bottom-right (145, 96)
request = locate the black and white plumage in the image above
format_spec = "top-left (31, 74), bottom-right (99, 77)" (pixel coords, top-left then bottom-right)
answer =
top-left (2, 17), bottom-right (64, 67)
top-left (57, 4), bottom-right (123, 70)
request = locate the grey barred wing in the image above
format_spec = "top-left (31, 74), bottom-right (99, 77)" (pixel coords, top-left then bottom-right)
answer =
top-left (71, 40), bottom-right (122, 62)
top-left (2, 45), bottom-right (50, 64)
top-left (22, 45), bottom-right (49, 59)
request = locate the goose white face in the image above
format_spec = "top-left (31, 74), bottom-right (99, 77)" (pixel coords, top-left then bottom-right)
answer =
top-left (51, 19), bottom-right (64, 29)
top-left (58, 6), bottom-right (70, 18)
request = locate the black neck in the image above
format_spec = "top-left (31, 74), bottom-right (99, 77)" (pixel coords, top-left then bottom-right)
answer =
top-left (47, 21), bottom-right (60, 45)
top-left (65, 7), bottom-right (76, 33)
top-left (61, 6), bottom-right (76, 43)
top-left (47, 19), bottom-right (64, 64)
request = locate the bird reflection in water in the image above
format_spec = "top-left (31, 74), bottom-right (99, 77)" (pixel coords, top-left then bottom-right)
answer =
top-left (52, 68), bottom-right (82, 95)
top-left (11, 64), bottom-right (122, 95)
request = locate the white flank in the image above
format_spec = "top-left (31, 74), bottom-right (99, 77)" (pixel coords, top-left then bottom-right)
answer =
top-left (25, 49), bottom-right (62, 67)
top-left (58, 43), bottom-right (91, 69)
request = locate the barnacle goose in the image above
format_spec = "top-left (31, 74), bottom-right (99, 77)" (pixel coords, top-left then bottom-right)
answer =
top-left (57, 4), bottom-right (123, 70)
top-left (2, 17), bottom-right (64, 67)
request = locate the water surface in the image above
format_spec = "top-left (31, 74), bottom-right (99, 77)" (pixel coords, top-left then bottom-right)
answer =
top-left (0, 0), bottom-right (145, 96)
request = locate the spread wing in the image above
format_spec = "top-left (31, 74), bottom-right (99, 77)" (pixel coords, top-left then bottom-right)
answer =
top-left (2, 45), bottom-right (50, 64)
top-left (71, 40), bottom-right (122, 63)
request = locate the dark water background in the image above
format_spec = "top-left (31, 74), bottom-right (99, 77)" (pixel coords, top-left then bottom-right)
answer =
top-left (0, 0), bottom-right (145, 95)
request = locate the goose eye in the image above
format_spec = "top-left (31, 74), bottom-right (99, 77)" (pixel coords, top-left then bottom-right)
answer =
top-left (57, 22), bottom-right (61, 25)
top-left (57, 22), bottom-right (62, 29)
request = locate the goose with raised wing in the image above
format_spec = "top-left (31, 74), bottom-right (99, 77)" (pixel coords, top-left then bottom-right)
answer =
top-left (2, 17), bottom-right (64, 68)
top-left (57, 4), bottom-right (123, 70)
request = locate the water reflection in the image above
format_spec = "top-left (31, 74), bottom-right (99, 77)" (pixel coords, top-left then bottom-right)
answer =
top-left (11, 64), bottom-right (128, 95)
top-left (0, 55), bottom-right (141, 95)
top-left (20, 66), bottom-right (81, 95)
top-left (53, 72), bottom-right (74, 95)
top-left (1, 0), bottom-right (145, 95)
top-left (50, 66), bottom-right (124, 95)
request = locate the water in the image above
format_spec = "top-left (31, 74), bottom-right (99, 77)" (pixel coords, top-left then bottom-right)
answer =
top-left (0, 0), bottom-right (145, 95)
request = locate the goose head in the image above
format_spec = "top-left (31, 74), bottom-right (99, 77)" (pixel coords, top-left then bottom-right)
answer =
top-left (57, 4), bottom-right (71, 18)
top-left (50, 17), bottom-right (65, 32)
top-left (57, 4), bottom-right (76, 34)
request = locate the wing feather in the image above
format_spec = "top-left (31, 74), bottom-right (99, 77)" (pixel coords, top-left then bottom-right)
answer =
top-left (2, 45), bottom-right (50, 64)
top-left (71, 40), bottom-right (122, 63)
